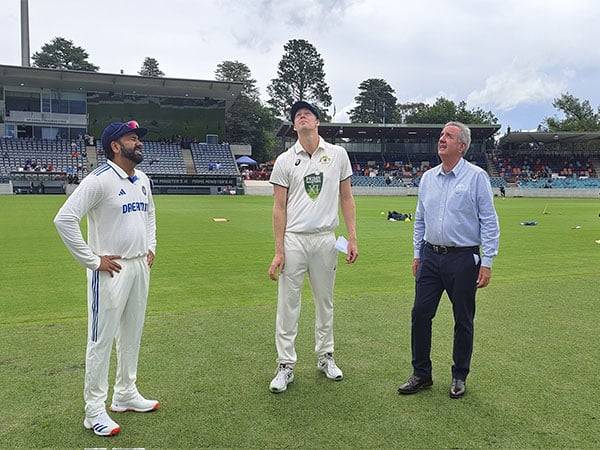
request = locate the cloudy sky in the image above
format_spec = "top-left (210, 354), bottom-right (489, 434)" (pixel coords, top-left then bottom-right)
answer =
top-left (1, 0), bottom-right (599, 131)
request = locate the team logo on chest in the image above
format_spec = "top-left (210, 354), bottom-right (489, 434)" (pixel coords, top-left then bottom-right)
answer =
top-left (142, 185), bottom-right (147, 196)
top-left (304, 172), bottom-right (323, 200)
top-left (319, 154), bottom-right (332, 165)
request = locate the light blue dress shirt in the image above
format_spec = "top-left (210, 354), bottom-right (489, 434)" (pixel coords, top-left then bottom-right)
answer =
top-left (413, 158), bottom-right (500, 267)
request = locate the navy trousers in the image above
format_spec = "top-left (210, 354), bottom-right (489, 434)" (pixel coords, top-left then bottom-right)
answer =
top-left (411, 243), bottom-right (480, 381)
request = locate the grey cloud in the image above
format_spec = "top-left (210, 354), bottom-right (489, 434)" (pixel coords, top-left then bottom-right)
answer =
top-left (221, 0), bottom-right (357, 51)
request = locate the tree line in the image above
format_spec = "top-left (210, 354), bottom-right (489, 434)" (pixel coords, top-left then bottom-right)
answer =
top-left (31, 37), bottom-right (600, 161)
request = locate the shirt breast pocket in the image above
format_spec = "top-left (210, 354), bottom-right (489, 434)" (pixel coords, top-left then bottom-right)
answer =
top-left (453, 189), bottom-right (474, 213)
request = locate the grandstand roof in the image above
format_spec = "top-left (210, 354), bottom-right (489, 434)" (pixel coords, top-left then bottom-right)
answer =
top-left (499, 131), bottom-right (600, 146)
top-left (276, 122), bottom-right (500, 140)
top-left (0, 64), bottom-right (243, 109)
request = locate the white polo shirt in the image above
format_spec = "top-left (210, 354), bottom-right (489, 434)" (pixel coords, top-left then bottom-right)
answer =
top-left (54, 159), bottom-right (157, 270)
top-left (270, 137), bottom-right (352, 233)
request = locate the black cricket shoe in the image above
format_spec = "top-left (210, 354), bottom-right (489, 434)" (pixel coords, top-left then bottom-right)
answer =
top-left (449, 378), bottom-right (466, 399)
top-left (397, 374), bottom-right (433, 395)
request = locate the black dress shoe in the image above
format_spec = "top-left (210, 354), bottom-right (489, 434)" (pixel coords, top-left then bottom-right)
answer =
top-left (449, 378), bottom-right (466, 398)
top-left (397, 374), bottom-right (433, 395)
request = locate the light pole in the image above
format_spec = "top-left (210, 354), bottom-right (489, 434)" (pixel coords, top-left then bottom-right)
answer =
top-left (21, 0), bottom-right (30, 67)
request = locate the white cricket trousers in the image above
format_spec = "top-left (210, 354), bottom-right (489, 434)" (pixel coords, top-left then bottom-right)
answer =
top-left (276, 231), bottom-right (337, 365)
top-left (84, 256), bottom-right (150, 417)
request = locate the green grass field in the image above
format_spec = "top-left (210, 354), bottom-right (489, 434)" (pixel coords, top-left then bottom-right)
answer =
top-left (0, 195), bottom-right (598, 448)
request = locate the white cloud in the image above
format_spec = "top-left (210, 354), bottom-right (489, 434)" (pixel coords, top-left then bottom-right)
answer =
top-left (467, 64), bottom-right (571, 111)
top-left (333, 102), bottom-right (355, 123)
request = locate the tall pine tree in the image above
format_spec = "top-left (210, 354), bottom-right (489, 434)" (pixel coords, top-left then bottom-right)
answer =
top-left (32, 37), bottom-right (99, 71)
top-left (267, 39), bottom-right (332, 120)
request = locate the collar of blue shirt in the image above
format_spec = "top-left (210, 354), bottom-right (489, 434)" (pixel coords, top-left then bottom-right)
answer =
top-left (436, 157), bottom-right (466, 177)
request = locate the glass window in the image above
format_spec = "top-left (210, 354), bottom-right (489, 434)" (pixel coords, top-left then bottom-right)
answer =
top-left (69, 100), bottom-right (86, 114)
top-left (5, 124), bottom-right (16, 138)
top-left (86, 92), bottom-right (226, 139)
top-left (51, 99), bottom-right (69, 114)
top-left (41, 127), bottom-right (59, 140)
top-left (5, 91), bottom-right (41, 113)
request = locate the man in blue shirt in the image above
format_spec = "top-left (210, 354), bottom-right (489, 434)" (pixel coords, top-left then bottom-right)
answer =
top-left (398, 122), bottom-right (499, 399)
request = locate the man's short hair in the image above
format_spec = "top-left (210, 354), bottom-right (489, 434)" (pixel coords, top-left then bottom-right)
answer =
top-left (445, 121), bottom-right (471, 155)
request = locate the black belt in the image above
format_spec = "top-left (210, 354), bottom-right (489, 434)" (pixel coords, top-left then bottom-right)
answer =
top-left (425, 242), bottom-right (479, 255)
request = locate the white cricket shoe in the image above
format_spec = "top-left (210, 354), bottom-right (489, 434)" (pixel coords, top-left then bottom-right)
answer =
top-left (318, 353), bottom-right (343, 380)
top-left (110, 393), bottom-right (160, 413)
top-left (83, 411), bottom-right (121, 437)
top-left (269, 364), bottom-right (294, 393)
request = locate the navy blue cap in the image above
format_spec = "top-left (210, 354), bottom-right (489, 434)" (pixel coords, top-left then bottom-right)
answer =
top-left (290, 101), bottom-right (320, 122)
top-left (101, 120), bottom-right (148, 151)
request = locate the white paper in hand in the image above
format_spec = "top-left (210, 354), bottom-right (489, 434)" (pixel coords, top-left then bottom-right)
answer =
top-left (335, 236), bottom-right (349, 254)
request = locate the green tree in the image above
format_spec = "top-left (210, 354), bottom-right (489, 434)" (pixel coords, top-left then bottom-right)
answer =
top-left (404, 97), bottom-right (497, 124)
top-left (32, 37), bottom-right (99, 71)
top-left (224, 97), bottom-right (279, 163)
top-left (545, 92), bottom-right (600, 131)
top-left (215, 60), bottom-right (279, 162)
top-left (138, 57), bottom-right (164, 77)
top-left (349, 78), bottom-right (397, 123)
top-left (215, 61), bottom-right (259, 99)
top-left (396, 102), bottom-right (427, 124)
top-left (267, 39), bottom-right (332, 120)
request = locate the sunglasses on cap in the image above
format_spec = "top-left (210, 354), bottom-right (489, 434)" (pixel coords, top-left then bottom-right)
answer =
top-left (125, 120), bottom-right (140, 130)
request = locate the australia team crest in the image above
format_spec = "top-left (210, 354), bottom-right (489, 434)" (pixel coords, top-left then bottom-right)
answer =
top-left (319, 154), bottom-right (332, 165)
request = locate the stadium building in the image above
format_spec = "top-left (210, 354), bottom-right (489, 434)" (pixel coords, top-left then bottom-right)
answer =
top-left (0, 64), bottom-right (240, 140)
top-left (0, 64), bottom-right (245, 194)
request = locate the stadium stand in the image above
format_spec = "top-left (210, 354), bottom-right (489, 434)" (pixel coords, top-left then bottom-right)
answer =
top-left (190, 143), bottom-right (239, 175)
top-left (96, 141), bottom-right (186, 175)
top-left (0, 138), bottom-right (87, 177)
top-left (492, 154), bottom-right (596, 183)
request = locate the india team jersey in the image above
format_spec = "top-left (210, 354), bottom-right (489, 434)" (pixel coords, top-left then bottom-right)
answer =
top-left (54, 159), bottom-right (156, 270)
top-left (269, 137), bottom-right (352, 233)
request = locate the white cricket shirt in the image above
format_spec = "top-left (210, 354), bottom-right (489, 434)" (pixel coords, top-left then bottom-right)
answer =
top-left (269, 137), bottom-right (352, 233)
top-left (54, 159), bottom-right (157, 270)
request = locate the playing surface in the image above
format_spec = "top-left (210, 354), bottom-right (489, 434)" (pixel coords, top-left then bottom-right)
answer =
top-left (0, 195), bottom-right (598, 447)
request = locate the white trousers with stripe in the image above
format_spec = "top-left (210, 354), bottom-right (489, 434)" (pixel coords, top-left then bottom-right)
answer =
top-left (276, 231), bottom-right (338, 365)
top-left (84, 256), bottom-right (150, 417)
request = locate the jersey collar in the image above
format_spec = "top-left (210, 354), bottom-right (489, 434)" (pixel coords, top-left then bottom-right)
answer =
top-left (294, 137), bottom-right (326, 155)
top-left (107, 159), bottom-right (138, 182)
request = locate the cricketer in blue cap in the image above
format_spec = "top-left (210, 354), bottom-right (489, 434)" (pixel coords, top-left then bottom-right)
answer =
top-left (101, 120), bottom-right (148, 163)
